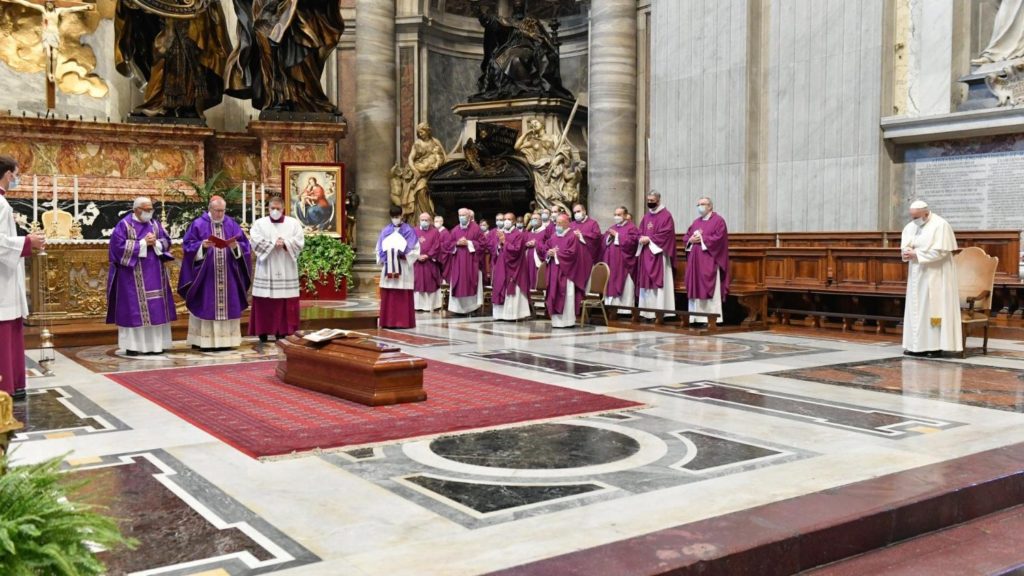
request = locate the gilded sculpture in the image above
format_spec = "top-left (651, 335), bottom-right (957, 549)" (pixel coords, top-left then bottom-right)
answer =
top-left (390, 122), bottom-right (446, 220)
top-left (0, 0), bottom-right (110, 101)
top-left (115, 0), bottom-right (233, 119)
top-left (514, 118), bottom-right (583, 212)
top-left (226, 0), bottom-right (345, 113)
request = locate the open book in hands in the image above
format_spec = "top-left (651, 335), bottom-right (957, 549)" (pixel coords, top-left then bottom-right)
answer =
top-left (302, 328), bottom-right (367, 343)
top-left (207, 235), bottom-right (238, 249)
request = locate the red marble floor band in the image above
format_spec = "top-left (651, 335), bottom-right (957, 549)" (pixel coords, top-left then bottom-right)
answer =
top-left (486, 442), bottom-right (1024, 576)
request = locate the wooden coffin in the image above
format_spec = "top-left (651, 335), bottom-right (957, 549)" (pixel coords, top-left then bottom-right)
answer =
top-left (276, 334), bottom-right (427, 406)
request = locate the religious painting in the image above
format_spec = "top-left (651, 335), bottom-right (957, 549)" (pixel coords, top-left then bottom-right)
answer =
top-left (282, 163), bottom-right (345, 238)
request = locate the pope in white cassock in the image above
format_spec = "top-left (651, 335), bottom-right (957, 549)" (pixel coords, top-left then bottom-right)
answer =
top-left (901, 200), bottom-right (962, 357)
top-left (248, 196), bottom-right (305, 343)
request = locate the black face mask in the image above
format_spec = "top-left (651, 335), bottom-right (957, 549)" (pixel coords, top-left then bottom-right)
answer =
top-left (647, 202), bottom-right (658, 209)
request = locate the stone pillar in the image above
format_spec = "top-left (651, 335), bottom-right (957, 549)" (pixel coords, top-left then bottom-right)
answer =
top-left (588, 0), bottom-right (638, 218)
top-left (354, 0), bottom-right (397, 280)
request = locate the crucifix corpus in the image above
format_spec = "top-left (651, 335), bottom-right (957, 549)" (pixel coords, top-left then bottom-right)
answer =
top-left (2, 0), bottom-right (95, 109)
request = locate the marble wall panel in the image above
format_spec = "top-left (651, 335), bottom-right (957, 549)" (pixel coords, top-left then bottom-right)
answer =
top-left (427, 50), bottom-right (481, 151)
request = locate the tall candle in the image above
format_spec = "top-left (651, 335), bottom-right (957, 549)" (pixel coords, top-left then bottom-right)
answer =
top-left (73, 175), bottom-right (79, 219)
top-left (241, 181), bottom-right (247, 224)
top-left (32, 175), bottom-right (38, 223)
top-left (251, 182), bottom-right (257, 220)
top-left (260, 183), bottom-right (266, 218)
top-left (51, 174), bottom-right (57, 212)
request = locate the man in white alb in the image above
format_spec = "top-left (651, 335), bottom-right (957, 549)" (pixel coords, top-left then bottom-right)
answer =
top-left (901, 200), bottom-right (962, 357)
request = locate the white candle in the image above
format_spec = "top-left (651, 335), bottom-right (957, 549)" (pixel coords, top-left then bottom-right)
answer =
top-left (32, 175), bottom-right (38, 223)
top-left (51, 174), bottom-right (57, 212)
top-left (241, 181), bottom-right (247, 224)
top-left (260, 183), bottom-right (266, 218)
top-left (251, 182), bottom-right (257, 220)
top-left (73, 175), bottom-right (79, 219)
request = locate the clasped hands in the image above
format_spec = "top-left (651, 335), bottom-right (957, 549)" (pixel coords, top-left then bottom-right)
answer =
top-left (457, 238), bottom-right (468, 247)
top-left (689, 230), bottom-right (702, 245)
top-left (639, 236), bottom-right (651, 246)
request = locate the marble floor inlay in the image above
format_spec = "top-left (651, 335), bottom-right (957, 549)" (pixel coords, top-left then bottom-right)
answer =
top-left (575, 334), bottom-right (830, 365)
top-left (72, 450), bottom-right (318, 575)
top-left (449, 320), bottom-right (631, 340)
top-left (65, 339), bottom-right (277, 374)
top-left (457, 350), bottom-right (646, 379)
top-left (321, 414), bottom-right (811, 529)
top-left (647, 382), bottom-right (962, 438)
top-left (12, 387), bottom-right (129, 441)
top-left (773, 357), bottom-right (1024, 412)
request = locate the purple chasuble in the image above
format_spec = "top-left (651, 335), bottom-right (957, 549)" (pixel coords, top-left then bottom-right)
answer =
top-left (684, 212), bottom-right (731, 299)
top-left (637, 207), bottom-right (677, 290)
top-left (571, 217), bottom-right (602, 271)
top-left (444, 222), bottom-right (484, 298)
top-left (106, 215), bottom-right (177, 327)
top-left (600, 220), bottom-right (640, 298)
top-left (414, 227), bottom-right (443, 293)
top-left (178, 213), bottom-right (253, 321)
top-left (524, 227), bottom-right (548, 289)
top-left (545, 231), bottom-right (588, 316)
top-left (492, 229), bottom-right (532, 305)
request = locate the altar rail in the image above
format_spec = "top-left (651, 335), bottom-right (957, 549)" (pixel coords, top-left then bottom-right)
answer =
top-left (673, 230), bottom-right (1023, 331)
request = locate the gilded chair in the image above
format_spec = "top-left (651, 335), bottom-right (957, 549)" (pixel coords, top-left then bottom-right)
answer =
top-left (954, 246), bottom-right (998, 358)
top-left (42, 209), bottom-right (73, 239)
top-left (580, 262), bottom-right (610, 327)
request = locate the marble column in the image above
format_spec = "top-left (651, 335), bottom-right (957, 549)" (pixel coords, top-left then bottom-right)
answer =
top-left (354, 0), bottom-right (397, 276)
top-left (588, 0), bottom-right (639, 218)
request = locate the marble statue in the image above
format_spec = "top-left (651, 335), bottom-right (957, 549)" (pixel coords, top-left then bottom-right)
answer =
top-left (389, 163), bottom-right (415, 222)
top-left (115, 0), bottom-right (233, 119)
top-left (3, 0), bottom-right (94, 83)
top-left (514, 119), bottom-right (582, 213)
top-left (226, 0), bottom-right (344, 113)
top-left (469, 0), bottom-right (573, 102)
top-left (407, 123), bottom-right (447, 217)
top-left (974, 0), bottom-right (1024, 65)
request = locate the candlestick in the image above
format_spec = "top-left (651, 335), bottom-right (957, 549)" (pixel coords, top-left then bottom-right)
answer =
top-left (73, 176), bottom-right (79, 220)
top-left (51, 175), bottom-right (57, 213)
top-left (32, 175), bottom-right (38, 223)
top-left (241, 181), bottom-right (247, 224)
top-left (260, 183), bottom-right (265, 218)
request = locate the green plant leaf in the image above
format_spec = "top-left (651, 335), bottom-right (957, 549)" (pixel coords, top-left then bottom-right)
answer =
top-left (297, 234), bottom-right (356, 292)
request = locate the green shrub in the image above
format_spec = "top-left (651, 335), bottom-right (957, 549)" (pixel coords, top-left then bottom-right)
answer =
top-left (297, 234), bottom-right (356, 292)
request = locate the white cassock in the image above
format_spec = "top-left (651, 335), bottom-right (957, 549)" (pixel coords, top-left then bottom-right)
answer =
top-left (250, 216), bottom-right (304, 299)
top-left (901, 213), bottom-right (962, 353)
top-left (0, 193), bottom-right (28, 322)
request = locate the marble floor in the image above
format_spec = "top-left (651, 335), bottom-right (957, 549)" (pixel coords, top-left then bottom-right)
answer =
top-left (10, 308), bottom-right (1024, 575)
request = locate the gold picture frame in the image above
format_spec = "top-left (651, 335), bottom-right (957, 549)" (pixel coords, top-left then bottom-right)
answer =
top-left (282, 162), bottom-right (346, 238)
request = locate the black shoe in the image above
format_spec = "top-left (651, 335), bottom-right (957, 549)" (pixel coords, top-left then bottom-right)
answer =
top-left (259, 335), bottom-right (268, 343)
top-left (925, 350), bottom-right (943, 358)
top-left (11, 388), bottom-right (26, 401)
top-left (125, 350), bottom-right (140, 357)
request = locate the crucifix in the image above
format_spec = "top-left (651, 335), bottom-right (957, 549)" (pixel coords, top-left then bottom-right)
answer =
top-left (1, 0), bottom-right (95, 109)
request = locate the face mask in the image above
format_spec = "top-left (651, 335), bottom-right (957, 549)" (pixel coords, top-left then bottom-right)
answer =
top-left (139, 210), bottom-right (154, 223)
top-left (435, 221), bottom-right (443, 229)
top-left (480, 225), bottom-right (489, 233)
top-left (516, 223), bottom-right (524, 230)
top-left (506, 220), bottom-right (515, 230)
top-left (8, 175), bottom-right (19, 190)
top-left (495, 219), bottom-right (504, 228)
top-left (420, 221), bottom-right (430, 230)
top-left (459, 216), bottom-right (469, 226)
top-left (270, 209), bottom-right (283, 220)
top-left (573, 212), bottom-right (584, 222)
top-left (697, 206), bottom-right (707, 216)
top-left (391, 218), bottom-right (402, 226)
top-left (555, 226), bottom-right (567, 237)
top-left (913, 217), bottom-right (926, 227)
top-left (647, 202), bottom-right (658, 211)
top-left (530, 218), bottom-right (539, 227)
top-left (613, 215), bottom-right (623, 225)
top-left (541, 213), bottom-right (550, 222)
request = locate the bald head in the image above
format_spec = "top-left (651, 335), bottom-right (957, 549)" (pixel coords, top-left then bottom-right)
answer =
top-left (208, 196), bottom-right (226, 223)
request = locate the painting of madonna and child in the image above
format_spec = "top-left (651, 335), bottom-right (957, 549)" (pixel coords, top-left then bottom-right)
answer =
top-left (282, 163), bottom-right (346, 237)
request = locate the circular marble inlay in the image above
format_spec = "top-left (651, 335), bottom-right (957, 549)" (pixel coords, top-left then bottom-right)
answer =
top-left (428, 424), bottom-right (641, 470)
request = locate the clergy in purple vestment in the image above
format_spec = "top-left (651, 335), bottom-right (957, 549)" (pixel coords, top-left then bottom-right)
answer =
top-left (636, 191), bottom-right (678, 318)
top-left (685, 197), bottom-right (730, 325)
top-left (601, 206), bottom-right (640, 311)
top-left (0, 155), bottom-right (45, 400)
top-left (434, 215), bottom-right (452, 280)
top-left (178, 196), bottom-right (252, 350)
top-left (445, 207), bottom-right (484, 314)
top-left (106, 197), bottom-right (177, 355)
top-left (377, 205), bottom-right (421, 329)
top-left (414, 212), bottom-right (444, 312)
top-left (545, 214), bottom-right (589, 328)
top-left (480, 218), bottom-right (496, 285)
top-left (571, 203), bottom-right (603, 271)
top-left (524, 212), bottom-right (547, 289)
top-left (492, 212), bottom-right (532, 320)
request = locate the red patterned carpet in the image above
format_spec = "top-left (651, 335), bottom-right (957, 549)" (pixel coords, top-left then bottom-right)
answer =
top-left (107, 360), bottom-right (641, 459)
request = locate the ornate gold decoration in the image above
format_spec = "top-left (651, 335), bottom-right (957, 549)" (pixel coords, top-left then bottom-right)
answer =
top-left (0, 0), bottom-right (111, 99)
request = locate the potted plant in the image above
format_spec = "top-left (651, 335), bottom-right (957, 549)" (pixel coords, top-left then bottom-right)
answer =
top-left (164, 171), bottom-right (242, 239)
top-left (0, 452), bottom-right (136, 575)
top-left (298, 234), bottom-right (355, 300)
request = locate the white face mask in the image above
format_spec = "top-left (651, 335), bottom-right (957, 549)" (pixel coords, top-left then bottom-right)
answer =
top-left (420, 220), bottom-right (430, 230)
top-left (480, 225), bottom-right (489, 233)
top-left (505, 220), bottom-right (515, 230)
top-left (697, 205), bottom-right (707, 216)
top-left (613, 215), bottom-right (623, 225)
top-left (530, 218), bottom-right (539, 227)
top-left (391, 218), bottom-right (402, 226)
top-left (270, 209), bottom-right (282, 220)
top-left (555, 226), bottom-right (567, 237)
top-left (435, 220), bottom-right (443, 229)
top-left (139, 210), bottom-right (154, 223)
top-left (913, 217), bottom-right (926, 227)
top-left (495, 219), bottom-right (504, 228)
top-left (541, 213), bottom-right (550, 222)
top-left (573, 212), bottom-right (584, 222)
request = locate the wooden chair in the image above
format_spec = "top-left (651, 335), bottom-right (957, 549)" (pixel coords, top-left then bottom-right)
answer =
top-left (580, 262), bottom-right (610, 327)
top-left (955, 246), bottom-right (998, 358)
top-left (529, 261), bottom-right (547, 318)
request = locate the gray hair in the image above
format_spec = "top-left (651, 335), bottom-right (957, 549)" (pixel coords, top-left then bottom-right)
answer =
top-left (647, 190), bottom-right (662, 199)
top-left (699, 196), bottom-right (713, 208)
top-left (209, 197), bottom-right (226, 209)
top-left (133, 196), bottom-right (153, 210)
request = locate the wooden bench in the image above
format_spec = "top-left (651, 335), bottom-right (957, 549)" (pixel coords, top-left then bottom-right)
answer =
top-left (775, 308), bottom-right (903, 334)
